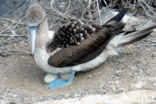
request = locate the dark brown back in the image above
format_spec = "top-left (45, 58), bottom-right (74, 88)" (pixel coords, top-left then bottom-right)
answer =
top-left (48, 22), bottom-right (125, 67)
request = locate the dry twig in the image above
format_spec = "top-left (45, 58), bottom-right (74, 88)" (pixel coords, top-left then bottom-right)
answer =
top-left (65, 0), bottom-right (71, 14)
top-left (95, 0), bottom-right (102, 24)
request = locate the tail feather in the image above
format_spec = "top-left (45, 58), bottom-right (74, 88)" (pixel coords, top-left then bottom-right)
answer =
top-left (105, 8), bottom-right (129, 25)
top-left (102, 8), bottom-right (129, 36)
top-left (109, 25), bottom-right (156, 47)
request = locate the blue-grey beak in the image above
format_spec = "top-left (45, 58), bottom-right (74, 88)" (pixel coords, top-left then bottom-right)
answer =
top-left (29, 26), bottom-right (39, 55)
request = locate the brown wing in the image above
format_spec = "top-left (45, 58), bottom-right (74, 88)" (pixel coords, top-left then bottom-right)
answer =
top-left (48, 22), bottom-right (125, 67)
top-left (47, 20), bottom-right (98, 52)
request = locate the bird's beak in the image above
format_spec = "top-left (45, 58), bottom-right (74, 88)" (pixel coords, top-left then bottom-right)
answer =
top-left (29, 26), bottom-right (39, 55)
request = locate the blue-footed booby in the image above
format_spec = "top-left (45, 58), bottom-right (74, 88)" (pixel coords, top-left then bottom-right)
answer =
top-left (26, 3), bottom-right (156, 89)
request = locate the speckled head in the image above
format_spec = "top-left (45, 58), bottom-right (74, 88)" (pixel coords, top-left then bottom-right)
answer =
top-left (26, 3), bottom-right (46, 27)
top-left (26, 3), bottom-right (47, 55)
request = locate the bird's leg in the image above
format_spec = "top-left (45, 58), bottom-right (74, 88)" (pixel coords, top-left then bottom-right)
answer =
top-left (48, 71), bottom-right (76, 90)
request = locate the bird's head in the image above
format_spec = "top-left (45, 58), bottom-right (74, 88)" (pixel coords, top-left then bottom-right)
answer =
top-left (26, 3), bottom-right (46, 55)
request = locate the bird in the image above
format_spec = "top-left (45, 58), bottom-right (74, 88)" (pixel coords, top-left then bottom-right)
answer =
top-left (26, 3), bottom-right (156, 89)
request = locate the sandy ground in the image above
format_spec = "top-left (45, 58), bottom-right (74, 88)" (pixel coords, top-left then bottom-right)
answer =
top-left (37, 90), bottom-right (156, 104)
top-left (0, 33), bottom-right (156, 104)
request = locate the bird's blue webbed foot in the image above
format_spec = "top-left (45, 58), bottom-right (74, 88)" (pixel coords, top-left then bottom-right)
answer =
top-left (48, 71), bottom-right (76, 90)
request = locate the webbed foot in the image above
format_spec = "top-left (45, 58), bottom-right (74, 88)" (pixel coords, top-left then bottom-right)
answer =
top-left (48, 71), bottom-right (76, 90)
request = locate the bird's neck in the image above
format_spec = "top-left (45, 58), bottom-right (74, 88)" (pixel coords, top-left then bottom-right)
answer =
top-left (36, 18), bottom-right (50, 48)
top-left (34, 17), bottom-right (51, 59)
